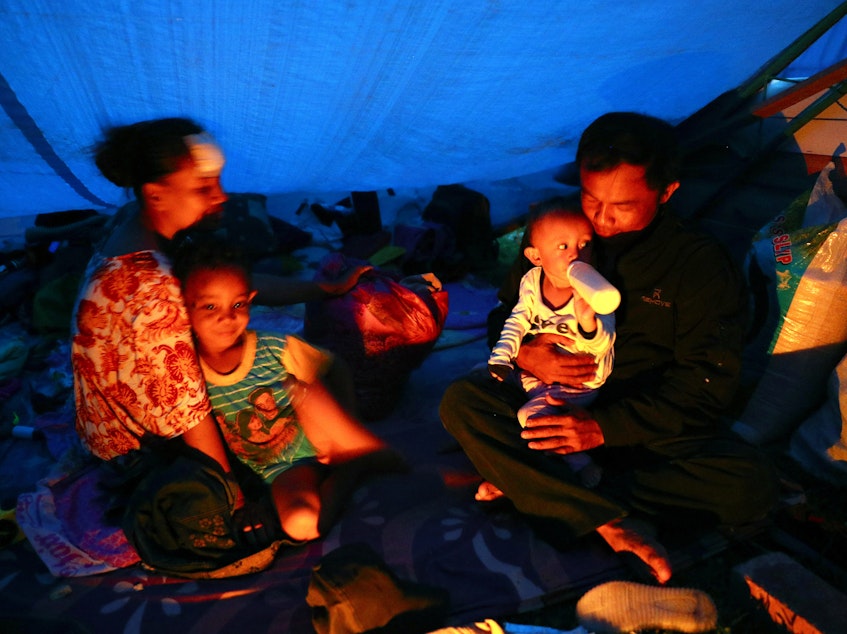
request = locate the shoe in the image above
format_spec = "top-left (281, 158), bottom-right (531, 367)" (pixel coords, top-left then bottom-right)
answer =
top-left (576, 580), bottom-right (718, 633)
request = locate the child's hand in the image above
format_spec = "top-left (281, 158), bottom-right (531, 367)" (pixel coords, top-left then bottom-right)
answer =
top-left (488, 363), bottom-right (511, 382)
top-left (319, 264), bottom-right (373, 296)
top-left (233, 501), bottom-right (278, 549)
top-left (572, 289), bottom-right (597, 334)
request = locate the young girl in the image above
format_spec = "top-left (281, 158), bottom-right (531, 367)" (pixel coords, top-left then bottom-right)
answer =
top-left (174, 238), bottom-right (405, 542)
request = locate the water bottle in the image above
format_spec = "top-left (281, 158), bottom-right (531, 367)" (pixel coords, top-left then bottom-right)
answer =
top-left (567, 261), bottom-right (621, 314)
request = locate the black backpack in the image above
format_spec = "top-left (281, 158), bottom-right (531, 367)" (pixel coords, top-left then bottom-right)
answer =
top-left (400, 184), bottom-right (499, 280)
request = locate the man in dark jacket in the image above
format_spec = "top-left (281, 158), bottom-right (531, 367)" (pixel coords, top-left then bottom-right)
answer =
top-left (440, 112), bottom-right (778, 584)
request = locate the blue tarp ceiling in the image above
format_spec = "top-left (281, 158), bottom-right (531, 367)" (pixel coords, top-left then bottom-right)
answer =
top-left (0, 1), bottom-right (845, 219)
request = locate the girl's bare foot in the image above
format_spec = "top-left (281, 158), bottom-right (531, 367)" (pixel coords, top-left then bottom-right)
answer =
top-left (475, 480), bottom-right (506, 502)
top-left (596, 517), bottom-right (673, 584)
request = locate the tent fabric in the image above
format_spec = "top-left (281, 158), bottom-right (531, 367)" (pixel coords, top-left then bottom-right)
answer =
top-left (0, 1), bottom-right (844, 219)
top-left (783, 11), bottom-right (847, 78)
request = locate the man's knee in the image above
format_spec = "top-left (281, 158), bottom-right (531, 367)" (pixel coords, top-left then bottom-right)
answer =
top-left (439, 377), bottom-right (475, 433)
top-left (726, 453), bottom-right (780, 525)
top-left (690, 446), bottom-right (780, 526)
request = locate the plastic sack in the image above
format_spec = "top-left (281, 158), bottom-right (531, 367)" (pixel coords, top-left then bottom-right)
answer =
top-left (734, 161), bottom-right (847, 445)
top-left (304, 253), bottom-right (449, 420)
top-left (16, 461), bottom-right (141, 577)
top-left (789, 349), bottom-right (847, 485)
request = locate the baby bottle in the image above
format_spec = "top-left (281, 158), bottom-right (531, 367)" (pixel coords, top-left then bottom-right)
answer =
top-left (567, 261), bottom-right (621, 314)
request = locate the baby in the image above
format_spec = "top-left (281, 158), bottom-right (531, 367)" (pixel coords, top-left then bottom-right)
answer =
top-left (488, 196), bottom-right (616, 487)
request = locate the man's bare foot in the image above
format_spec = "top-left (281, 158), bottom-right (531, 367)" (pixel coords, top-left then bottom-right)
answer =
top-left (596, 517), bottom-right (673, 584)
top-left (475, 480), bottom-right (506, 502)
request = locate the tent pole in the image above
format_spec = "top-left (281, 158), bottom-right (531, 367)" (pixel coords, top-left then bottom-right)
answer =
top-left (677, 4), bottom-right (847, 162)
top-left (737, 2), bottom-right (847, 99)
top-left (689, 76), bottom-right (847, 220)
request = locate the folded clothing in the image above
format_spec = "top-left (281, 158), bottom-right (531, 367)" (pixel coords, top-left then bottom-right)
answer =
top-left (306, 542), bottom-right (450, 634)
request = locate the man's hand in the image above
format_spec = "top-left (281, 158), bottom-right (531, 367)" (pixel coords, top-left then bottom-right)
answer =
top-left (520, 396), bottom-right (604, 455)
top-left (515, 333), bottom-right (598, 386)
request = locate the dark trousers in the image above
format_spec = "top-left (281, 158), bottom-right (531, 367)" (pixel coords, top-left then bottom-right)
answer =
top-left (439, 369), bottom-right (779, 541)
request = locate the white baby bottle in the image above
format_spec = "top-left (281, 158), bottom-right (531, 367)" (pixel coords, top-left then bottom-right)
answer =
top-left (567, 261), bottom-right (621, 314)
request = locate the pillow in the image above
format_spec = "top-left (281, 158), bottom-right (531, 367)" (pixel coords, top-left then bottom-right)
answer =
top-left (789, 350), bottom-right (847, 485)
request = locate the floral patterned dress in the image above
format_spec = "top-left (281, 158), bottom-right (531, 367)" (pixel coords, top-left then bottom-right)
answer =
top-left (71, 250), bottom-right (211, 461)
